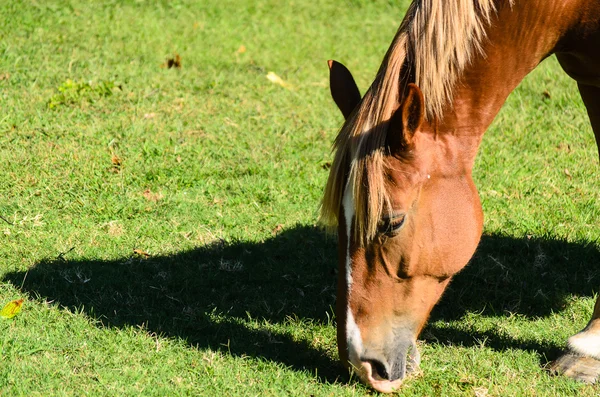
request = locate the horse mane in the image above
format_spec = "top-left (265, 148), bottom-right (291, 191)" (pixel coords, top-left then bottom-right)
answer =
top-left (320, 0), bottom-right (508, 243)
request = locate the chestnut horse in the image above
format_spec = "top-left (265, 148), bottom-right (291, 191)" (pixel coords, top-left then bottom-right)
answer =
top-left (321, 0), bottom-right (600, 392)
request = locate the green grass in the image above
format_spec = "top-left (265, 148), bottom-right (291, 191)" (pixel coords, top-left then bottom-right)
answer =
top-left (1, 0), bottom-right (599, 395)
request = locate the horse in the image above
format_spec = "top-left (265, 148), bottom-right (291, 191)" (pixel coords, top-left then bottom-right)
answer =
top-left (320, 0), bottom-right (600, 393)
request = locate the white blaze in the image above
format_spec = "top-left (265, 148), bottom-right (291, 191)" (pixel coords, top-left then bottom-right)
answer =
top-left (343, 176), bottom-right (364, 366)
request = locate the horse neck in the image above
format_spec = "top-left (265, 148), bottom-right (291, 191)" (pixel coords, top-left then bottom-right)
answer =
top-left (430, 0), bottom-right (586, 171)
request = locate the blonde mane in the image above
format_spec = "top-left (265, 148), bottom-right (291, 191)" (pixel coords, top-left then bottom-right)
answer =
top-left (320, 0), bottom-right (508, 243)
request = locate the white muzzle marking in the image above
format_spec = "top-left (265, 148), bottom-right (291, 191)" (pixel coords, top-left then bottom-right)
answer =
top-left (342, 176), bottom-right (364, 367)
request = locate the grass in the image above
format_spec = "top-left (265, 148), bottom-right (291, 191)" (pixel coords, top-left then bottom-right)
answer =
top-left (0, 0), bottom-right (599, 395)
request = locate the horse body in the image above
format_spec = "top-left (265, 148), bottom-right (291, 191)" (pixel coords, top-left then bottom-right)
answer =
top-left (323, 0), bottom-right (600, 392)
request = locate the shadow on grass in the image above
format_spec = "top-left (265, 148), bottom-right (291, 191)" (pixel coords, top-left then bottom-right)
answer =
top-left (5, 225), bottom-right (348, 383)
top-left (426, 233), bottom-right (600, 364)
top-left (438, 233), bottom-right (600, 320)
top-left (2, 226), bottom-right (599, 379)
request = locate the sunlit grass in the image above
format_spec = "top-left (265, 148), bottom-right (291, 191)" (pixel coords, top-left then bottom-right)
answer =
top-left (0, 0), bottom-right (598, 395)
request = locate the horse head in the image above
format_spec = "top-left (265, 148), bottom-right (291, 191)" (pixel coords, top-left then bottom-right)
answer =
top-left (327, 60), bottom-right (484, 392)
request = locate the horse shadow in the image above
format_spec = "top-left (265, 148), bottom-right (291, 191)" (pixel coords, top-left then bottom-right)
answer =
top-left (427, 233), bottom-right (600, 363)
top-left (2, 225), bottom-right (599, 379)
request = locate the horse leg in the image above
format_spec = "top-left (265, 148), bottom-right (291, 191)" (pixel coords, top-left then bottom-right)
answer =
top-left (550, 82), bottom-right (600, 383)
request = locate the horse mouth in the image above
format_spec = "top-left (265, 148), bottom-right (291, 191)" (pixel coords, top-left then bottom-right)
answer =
top-left (357, 360), bottom-right (405, 393)
top-left (353, 344), bottom-right (421, 393)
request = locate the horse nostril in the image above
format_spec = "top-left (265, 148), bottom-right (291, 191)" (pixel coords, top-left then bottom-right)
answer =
top-left (367, 359), bottom-right (390, 380)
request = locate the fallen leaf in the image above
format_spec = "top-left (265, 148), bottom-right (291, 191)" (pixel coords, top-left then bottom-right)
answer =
top-left (564, 168), bottom-right (572, 179)
top-left (162, 54), bottom-right (182, 69)
top-left (266, 72), bottom-right (292, 89)
top-left (556, 143), bottom-right (571, 152)
top-left (542, 90), bottom-right (551, 99)
top-left (112, 154), bottom-right (122, 167)
top-left (143, 189), bottom-right (163, 202)
top-left (133, 248), bottom-right (151, 258)
top-left (237, 45), bottom-right (246, 54)
top-left (272, 224), bottom-right (284, 235)
top-left (1, 299), bottom-right (24, 319)
top-left (110, 154), bottom-right (122, 173)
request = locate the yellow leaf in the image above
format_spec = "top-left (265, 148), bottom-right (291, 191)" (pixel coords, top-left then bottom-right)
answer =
top-left (1, 299), bottom-right (24, 319)
top-left (133, 248), bottom-right (151, 258)
top-left (266, 72), bottom-right (292, 89)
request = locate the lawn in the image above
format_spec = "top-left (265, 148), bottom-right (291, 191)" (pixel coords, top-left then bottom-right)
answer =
top-left (1, 0), bottom-right (599, 395)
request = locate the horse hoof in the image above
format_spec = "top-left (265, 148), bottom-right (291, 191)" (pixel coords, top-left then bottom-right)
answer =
top-left (549, 351), bottom-right (600, 384)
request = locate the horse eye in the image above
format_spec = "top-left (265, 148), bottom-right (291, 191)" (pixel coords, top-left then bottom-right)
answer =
top-left (379, 213), bottom-right (406, 235)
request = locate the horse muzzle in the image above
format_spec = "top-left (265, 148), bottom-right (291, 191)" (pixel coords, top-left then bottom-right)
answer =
top-left (349, 332), bottom-right (421, 393)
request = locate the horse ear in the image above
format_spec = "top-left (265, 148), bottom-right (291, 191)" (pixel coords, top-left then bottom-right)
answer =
top-left (387, 83), bottom-right (425, 151)
top-left (388, 83), bottom-right (425, 150)
top-left (328, 60), bottom-right (361, 120)
top-left (401, 83), bottom-right (425, 139)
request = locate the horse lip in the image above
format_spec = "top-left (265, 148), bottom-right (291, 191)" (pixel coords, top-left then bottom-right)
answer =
top-left (354, 340), bottom-right (420, 392)
top-left (358, 361), bottom-right (404, 393)
top-left (370, 379), bottom-right (404, 394)
top-left (351, 340), bottom-right (420, 393)
top-left (347, 323), bottom-right (420, 391)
